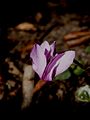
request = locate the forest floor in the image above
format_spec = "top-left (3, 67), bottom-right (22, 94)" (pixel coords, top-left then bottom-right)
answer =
top-left (0, 5), bottom-right (90, 114)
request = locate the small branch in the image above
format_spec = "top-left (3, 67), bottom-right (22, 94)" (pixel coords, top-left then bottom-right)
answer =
top-left (66, 35), bottom-right (90, 47)
top-left (64, 31), bottom-right (90, 41)
top-left (74, 59), bottom-right (90, 82)
top-left (74, 59), bottom-right (85, 69)
top-left (21, 64), bottom-right (35, 109)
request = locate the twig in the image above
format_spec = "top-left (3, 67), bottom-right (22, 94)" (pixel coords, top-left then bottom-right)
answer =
top-left (66, 35), bottom-right (90, 47)
top-left (74, 59), bottom-right (90, 85)
top-left (74, 59), bottom-right (85, 69)
top-left (64, 31), bottom-right (90, 41)
top-left (21, 64), bottom-right (35, 109)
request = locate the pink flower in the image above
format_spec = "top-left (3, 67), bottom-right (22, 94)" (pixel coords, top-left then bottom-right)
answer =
top-left (30, 41), bottom-right (75, 81)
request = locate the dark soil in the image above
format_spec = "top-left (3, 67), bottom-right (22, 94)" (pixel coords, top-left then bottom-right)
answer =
top-left (0, 0), bottom-right (90, 115)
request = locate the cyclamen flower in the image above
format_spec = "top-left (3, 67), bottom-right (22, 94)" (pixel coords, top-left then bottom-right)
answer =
top-left (30, 41), bottom-right (75, 81)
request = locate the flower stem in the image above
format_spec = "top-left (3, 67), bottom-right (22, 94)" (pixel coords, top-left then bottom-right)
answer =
top-left (33, 80), bottom-right (47, 93)
top-left (74, 59), bottom-right (85, 69)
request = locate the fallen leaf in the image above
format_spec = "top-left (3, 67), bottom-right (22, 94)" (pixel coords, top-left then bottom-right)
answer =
top-left (15, 22), bottom-right (37, 31)
top-left (19, 42), bottom-right (34, 53)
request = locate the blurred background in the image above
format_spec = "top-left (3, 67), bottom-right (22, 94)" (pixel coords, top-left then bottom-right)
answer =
top-left (0, 0), bottom-right (90, 114)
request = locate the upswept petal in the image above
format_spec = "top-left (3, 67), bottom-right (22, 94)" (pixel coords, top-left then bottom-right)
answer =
top-left (55, 51), bottom-right (75, 76)
top-left (50, 41), bottom-right (56, 56)
top-left (44, 49), bottom-right (52, 62)
top-left (41, 41), bottom-right (50, 53)
top-left (42, 53), bottom-right (64, 81)
top-left (30, 44), bottom-right (46, 78)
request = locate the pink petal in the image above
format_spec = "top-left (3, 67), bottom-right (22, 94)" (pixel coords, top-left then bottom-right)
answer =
top-left (50, 41), bottom-right (56, 56)
top-left (41, 41), bottom-right (50, 53)
top-left (55, 51), bottom-right (75, 76)
top-left (42, 53), bottom-right (64, 81)
top-left (30, 44), bottom-right (46, 78)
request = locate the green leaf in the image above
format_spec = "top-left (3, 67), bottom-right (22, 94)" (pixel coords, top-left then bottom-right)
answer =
top-left (85, 46), bottom-right (90, 54)
top-left (78, 90), bottom-right (90, 101)
top-left (55, 70), bottom-right (71, 80)
top-left (70, 64), bottom-right (75, 69)
top-left (74, 66), bottom-right (84, 76)
top-left (75, 85), bottom-right (90, 102)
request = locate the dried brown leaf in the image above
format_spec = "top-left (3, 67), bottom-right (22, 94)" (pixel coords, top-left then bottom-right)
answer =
top-left (15, 22), bottom-right (37, 31)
